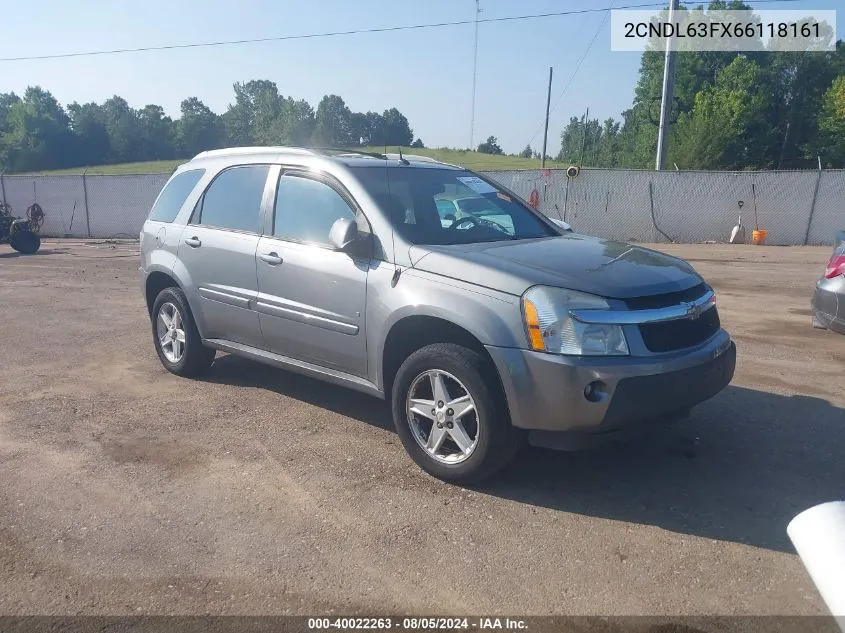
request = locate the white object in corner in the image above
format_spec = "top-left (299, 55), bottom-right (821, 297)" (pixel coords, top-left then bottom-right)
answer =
top-left (787, 501), bottom-right (845, 632)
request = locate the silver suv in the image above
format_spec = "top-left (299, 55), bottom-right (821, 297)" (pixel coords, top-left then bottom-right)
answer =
top-left (140, 147), bottom-right (735, 483)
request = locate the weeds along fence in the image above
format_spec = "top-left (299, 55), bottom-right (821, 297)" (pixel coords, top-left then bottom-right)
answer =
top-left (1, 168), bottom-right (843, 245)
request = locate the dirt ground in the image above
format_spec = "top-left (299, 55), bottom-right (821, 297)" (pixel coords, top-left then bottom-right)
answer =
top-left (0, 239), bottom-right (843, 617)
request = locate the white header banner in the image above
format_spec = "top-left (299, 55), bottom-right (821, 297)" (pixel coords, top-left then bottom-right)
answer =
top-left (610, 9), bottom-right (837, 52)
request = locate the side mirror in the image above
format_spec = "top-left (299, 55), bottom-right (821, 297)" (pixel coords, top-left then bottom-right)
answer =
top-left (444, 213), bottom-right (456, 223)
top-left (329, 217), bottom-right (358, 251)
top-left (549, 218), bottom-right (572, 232)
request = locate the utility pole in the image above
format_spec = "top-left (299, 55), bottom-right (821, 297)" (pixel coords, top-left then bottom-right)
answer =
top-left (655, 0), bottom-right (680, 171)
top-left (579, 106), bottom-right (590, 167)
top-left (470, 0), bottom-right (481, 150)
top-left (541, 67), bottom-right (553, 168)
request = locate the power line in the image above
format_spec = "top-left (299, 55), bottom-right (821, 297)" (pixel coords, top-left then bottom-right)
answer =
top-left (0, 2), bottom-right (702, 63)
top-left (0, 0), bottom-right (812, 64)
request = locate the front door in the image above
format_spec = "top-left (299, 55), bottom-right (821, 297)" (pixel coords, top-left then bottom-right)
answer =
top-left (177, 164), bottom-right (272, 349)
top-left (255, 171), bottom-right (370, 377)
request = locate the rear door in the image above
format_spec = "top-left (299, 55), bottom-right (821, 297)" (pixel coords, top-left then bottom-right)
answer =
top-left (255, 171), bottom-right (371, 377)
top-left (177, 164), bottom-right (274, 348)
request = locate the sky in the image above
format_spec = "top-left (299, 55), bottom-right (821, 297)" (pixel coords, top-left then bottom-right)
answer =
top-left (2, 0), bottom-right (843, 156)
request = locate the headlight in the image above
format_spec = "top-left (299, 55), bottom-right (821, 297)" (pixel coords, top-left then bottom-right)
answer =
top-left (522, 286), bottom-right (629, 356)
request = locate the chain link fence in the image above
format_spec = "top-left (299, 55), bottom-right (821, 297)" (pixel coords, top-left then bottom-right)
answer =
top-left (488, 168), bottom-right (845, 246)
top-left (0, 173), bottom-right (170, 239)
top-left (1, 168), bottom-right (843, 245)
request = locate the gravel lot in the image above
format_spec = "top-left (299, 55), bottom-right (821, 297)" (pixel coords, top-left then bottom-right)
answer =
top-left (0, 239), bottom-right (843, 617)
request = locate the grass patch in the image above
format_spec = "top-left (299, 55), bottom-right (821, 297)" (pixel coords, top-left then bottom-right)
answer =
top-left (19, 160), bottom-right (185, 176)
top-left (18, 147), bottom-right (567, 175)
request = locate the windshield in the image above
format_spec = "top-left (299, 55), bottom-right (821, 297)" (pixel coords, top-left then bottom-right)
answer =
top-left (350, 167), bottom-right (554, 245)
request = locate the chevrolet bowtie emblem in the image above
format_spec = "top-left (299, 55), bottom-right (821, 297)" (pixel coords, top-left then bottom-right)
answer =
top-left (683, 301), bottom-right (702, 320)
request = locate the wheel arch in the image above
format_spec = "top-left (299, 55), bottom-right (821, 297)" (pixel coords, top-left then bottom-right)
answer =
top-left (380, 314), bottom-right (511, 418)
top-left (145, 270), bottom-right (182, 316)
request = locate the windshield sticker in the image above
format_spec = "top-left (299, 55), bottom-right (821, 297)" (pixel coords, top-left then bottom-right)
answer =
top-left (496, 192), bottom-right (512, 202)
top-left (457, 176), bottom-right (498, 195)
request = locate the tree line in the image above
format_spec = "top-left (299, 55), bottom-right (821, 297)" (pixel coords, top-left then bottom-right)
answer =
top-left (556, 2), bottom-right (845, 170)
top-left (0, 80), bottom-right (421, 172)
top-left (3, 1), bottom-right (845, 173)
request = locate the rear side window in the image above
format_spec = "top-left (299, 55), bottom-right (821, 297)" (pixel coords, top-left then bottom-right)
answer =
top-left (196, 165), bottom-right (271, 233)
top-left (148, 169), bottom-right (204, 223)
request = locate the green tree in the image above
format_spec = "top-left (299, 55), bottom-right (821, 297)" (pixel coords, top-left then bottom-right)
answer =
top-left (178, 97), bottom-right (222, 156)
top-left (557, 116), bottom-right (618, 167)
top-left (67, 102), bottom-right (110, 167)
top-left (137, 104), bottom-right (176, 160)
top-left (102, 96), bottom-right (140, 163)
top-left (352, 111), bottom-right (388, 146)
top-left (270, 98), bottom-right (315, 146)
top-left (0, 92), bottom-right (22, 170)
top-left (596, 118), bottom-right (622, 167)
top-left (222, 80), bottom-right (284, 146)
top-left (411, 138), bottom-right (425, 148)
top-left (311, 95), bottom-right (353, 146)
top-left (477, 136), bottom-right (503, 155)
top-left (519, 144), bottom-right (533, 159)
top-left (0, 87), bottom-right (72, 171)
top-left (614, 1), bottom-right (758, 168)
top-left (381, 108), bottom-right (414, 146)
top-left (670, 56), bottom-right (770, 169)
top-left (0, 92), bottom-right (21, 133)
top-left (556, 117), bottom-right (583, 164)
top-left (807, 75), bottom-right (845, 167)
top-left (764, 41), bottom-right (845, 168)
top-left (349, 111), bottom-right (375, 146)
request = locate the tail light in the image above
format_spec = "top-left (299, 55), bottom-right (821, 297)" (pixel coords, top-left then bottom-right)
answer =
top-left (824, 242), bottom-right (845, 279)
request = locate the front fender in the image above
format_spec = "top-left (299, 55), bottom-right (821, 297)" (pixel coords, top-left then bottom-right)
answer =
top-left (368, 265), bottom-right (526, 391)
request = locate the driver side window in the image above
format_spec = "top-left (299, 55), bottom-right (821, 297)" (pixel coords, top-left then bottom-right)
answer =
top-left (273, 175), bottom-right (355, 245)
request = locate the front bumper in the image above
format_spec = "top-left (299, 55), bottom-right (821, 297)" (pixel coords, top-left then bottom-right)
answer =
top-left (486, 330), bottom-right (735, 434)
top-left (812, 276), bottom-right (845, 335)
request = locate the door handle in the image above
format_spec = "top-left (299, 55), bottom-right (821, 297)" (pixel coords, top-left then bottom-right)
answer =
top-left (184, 236), bottom-right (202, 248)
top-left (259, 252), bottom-right (283, 265)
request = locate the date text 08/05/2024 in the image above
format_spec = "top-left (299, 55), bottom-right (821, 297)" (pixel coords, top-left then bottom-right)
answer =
top-left (307, 618), bottom-right (528, 630)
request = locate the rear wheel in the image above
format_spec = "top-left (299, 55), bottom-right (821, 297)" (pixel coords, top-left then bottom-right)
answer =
top-left (391, 343), bottom-right (522, 484)
top-left (151, 287), bottom-right (215, 377)
top-left (9, 230), bottom-right (40, 254)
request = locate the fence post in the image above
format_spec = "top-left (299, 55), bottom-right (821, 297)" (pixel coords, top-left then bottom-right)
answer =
top-left (803, 164), bottom-right (823, 246)
top-left (0, 172), bottom-right (5, 206)
top-left (82, 170), bottom-right (91, 238)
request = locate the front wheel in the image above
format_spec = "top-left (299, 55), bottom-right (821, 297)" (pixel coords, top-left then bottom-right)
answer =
top-left (9, 230), bottom-right (40, 254)
top-left (151, 287), bottom-right (215, 377)
top-left (391, 343), bottom-right (522, 484)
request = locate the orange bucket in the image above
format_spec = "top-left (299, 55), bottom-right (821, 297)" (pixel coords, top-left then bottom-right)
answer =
top-left (751, 229), bottom-right (768, 245)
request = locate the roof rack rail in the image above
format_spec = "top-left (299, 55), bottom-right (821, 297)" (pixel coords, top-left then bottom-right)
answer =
top-left (384, 153), bottom-right (440, 163)
top-left (193, 146), bottom-right (315, 160)
top-left (310, 147), bottom-right (388, 160)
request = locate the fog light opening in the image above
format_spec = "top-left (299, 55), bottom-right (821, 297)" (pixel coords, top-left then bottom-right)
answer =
top-left (584, 380), bottom-right (608, 403)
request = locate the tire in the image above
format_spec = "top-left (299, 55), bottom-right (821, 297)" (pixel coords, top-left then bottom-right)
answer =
top-left (151, 286), bottom-right (215, 377)
top-left (391, 343), bottom-right (523, 484)
top-left (9, 230), bottom-right (40, 254)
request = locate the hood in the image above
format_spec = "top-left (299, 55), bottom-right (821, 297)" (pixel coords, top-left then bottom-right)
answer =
top-left (409, 234), bottom-right (701, 299)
